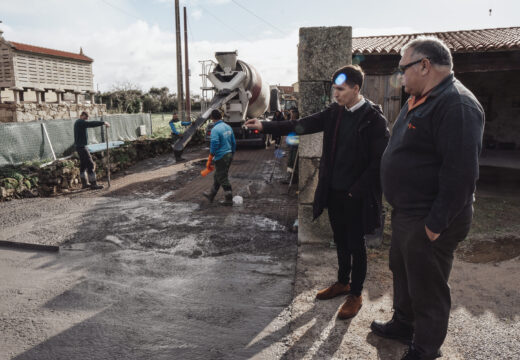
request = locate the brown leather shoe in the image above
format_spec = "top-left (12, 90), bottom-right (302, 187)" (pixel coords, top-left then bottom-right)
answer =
top-left (316, 282), bottom-right (350, 300)
top-left (338, 294), bottom-right (363, 319)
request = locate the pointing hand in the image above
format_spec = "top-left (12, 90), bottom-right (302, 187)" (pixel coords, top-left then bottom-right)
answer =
top-left (244, 118), bottom-right (263, 131)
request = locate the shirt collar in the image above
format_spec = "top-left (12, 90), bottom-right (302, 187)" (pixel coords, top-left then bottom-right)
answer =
top-left (345, 97), bottom-right (366, 112)
top-left (429, 73), bottom-right (455, 98)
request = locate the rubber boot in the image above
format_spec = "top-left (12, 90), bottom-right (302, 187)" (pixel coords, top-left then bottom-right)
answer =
top-left (80, 177), bottom-right (90, 189)
top-left (203, 186), bottom-right (218, 203)
top-left (90, 181), bottom-right (104, 190)
top-left (219, 191), bottom-right (233, 206)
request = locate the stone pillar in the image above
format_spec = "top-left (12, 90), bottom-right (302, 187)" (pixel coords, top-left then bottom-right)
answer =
top-left (55, 89), bottom-right (64, 104)
top-left (10, 87), bottom-right (24, 104)
top-left (34, 88), bottom-right (44, 104)
top-left (74, 91), bottom-right (83, 104)
top-left (297, 26), bottom-right (352, 244)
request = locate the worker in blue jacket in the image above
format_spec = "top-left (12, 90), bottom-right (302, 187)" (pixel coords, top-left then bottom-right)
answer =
top-left (203, 109), bottom-right (236, 205)
top-left (169, 113), bottom-right (191, 140)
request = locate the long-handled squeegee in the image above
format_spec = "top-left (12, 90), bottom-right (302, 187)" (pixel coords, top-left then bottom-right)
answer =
top-left (172, 90), bottom-right (238, 160)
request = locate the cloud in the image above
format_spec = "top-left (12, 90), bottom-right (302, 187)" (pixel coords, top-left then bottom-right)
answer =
top-left (192, 9), bottom-right (203, 20)
top-left (2, 4), bottom-right (418, 98)
top-left (207, 0), bottom-right (232, 4)
top-left (2, 16), bottom-right (299, 94)
top-left (353, 27), bottom-right (417, 37)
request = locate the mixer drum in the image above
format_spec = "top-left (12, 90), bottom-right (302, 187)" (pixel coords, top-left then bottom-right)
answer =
top-left (236, 60), bottom-right (270, 118)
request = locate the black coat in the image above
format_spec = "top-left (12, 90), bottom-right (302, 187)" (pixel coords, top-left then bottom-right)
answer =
top-left (262, 100), bottom-right (390, 234)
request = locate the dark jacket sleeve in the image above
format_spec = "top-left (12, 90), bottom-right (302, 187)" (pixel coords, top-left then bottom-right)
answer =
top-left (425, 102), bottom-right (484, 233)
top-left (349, 111), bottom-right (390, 198)
top-left (86, 120), bottom-right (105, 128)
top-left (261, 106), bottom-right (334, 136)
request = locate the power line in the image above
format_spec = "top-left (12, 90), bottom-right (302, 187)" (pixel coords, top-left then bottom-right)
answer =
top-left (99, 0), bottom-right (142, 21)
top-left (198, 4), bottom-right (251, 42)
top-left (186, 10), bottom-right (197, 43)
top-left (230, 0), bottom-right (285, 35)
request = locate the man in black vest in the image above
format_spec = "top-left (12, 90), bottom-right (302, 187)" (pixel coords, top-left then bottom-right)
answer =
top-left (245, 65), bottom-right (389, 319)
top-left (372, 37), bottom-right (485, 360)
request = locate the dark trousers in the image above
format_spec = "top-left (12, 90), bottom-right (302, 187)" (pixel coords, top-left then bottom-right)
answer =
top-left (76, 147), bottom-right (96, 182)
top-left (213, 152), bottom-right (233, 192)
top-left (327, 191), bottom-right (367, 296)
top-left (286, 144), bottom-right (299, 184)
top-left (390, 206), bottom-right (472, 358)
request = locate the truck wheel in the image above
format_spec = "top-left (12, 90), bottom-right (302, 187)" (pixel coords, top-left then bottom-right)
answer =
top-left (258, 134), bottom-right (267, 149)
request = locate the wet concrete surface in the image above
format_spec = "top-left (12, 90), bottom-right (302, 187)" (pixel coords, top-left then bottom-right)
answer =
top-left (0, 145), bottom-right (298, 359)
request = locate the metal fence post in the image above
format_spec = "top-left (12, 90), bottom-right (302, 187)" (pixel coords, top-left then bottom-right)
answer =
top-left (41, 122), bottom-right (57, 161)
top-left (104, 116), bottom-right (111, 188)
top-left (149, 112), bottom-right (153, 136)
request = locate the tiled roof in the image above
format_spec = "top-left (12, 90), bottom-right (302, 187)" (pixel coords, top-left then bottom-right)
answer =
top-left (353, 27), bottom-right (520, 55)
top-left (9, 42), bottom-right (93, 62)
top-left (278, 85), bottom-right (294, 94)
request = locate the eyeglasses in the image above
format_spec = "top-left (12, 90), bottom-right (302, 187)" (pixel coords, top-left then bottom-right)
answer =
top-left (396, 57), bottom-right (429, 75)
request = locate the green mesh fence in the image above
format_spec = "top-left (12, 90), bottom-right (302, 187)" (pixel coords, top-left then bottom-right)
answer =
top-left (0, 113), bottom-right (152, 166)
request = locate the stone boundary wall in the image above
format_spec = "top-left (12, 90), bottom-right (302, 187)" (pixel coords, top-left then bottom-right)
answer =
top-left (297, 26), bottom-right (352, 244)
top-left (0, 103), bottom-right (107, 123)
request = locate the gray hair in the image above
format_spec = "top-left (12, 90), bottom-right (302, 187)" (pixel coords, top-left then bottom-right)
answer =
top-left (401, 36), bottom-right (453, 70)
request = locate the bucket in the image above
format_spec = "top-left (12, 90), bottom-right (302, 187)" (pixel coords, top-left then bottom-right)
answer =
top-left (139, 125), bottom-right (147, 136)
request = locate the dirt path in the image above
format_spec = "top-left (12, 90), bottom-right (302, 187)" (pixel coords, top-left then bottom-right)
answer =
top-left (1, 146), bottom-right (518, 359)
top-left (284, 244), bottom-right (519, 360)
top-left (0, 145), bottom-right (298, 360)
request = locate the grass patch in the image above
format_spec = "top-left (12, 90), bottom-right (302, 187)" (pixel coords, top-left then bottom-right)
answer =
top-left (150, 112), bottom-right (208, 140)
top-left (150, 113), bottom-right (172, 139)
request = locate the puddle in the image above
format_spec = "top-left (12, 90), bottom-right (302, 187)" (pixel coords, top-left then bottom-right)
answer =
top-left (458, 236), bottom-right (520, 263)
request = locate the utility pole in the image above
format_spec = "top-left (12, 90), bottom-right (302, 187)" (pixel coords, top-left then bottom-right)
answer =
top-left (174, 0), bottom-right (184, 119)
top-left (183, 6), bottom-right (191, 121)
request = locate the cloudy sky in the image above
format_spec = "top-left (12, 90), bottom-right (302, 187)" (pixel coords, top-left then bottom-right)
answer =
top-left (1, 0), bottom-right (518, 94)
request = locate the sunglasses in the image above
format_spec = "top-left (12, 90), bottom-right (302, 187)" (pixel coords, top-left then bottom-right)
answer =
top-left (396, 57), bottom-right (429, 75)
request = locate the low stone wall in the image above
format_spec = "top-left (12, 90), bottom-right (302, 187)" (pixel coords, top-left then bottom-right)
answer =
top-left (0, 138), bottom-right (173, 200)
top-left (0, 103), bottom-right (107, 123)
top-left (0, 133), bottom-right (209, 201)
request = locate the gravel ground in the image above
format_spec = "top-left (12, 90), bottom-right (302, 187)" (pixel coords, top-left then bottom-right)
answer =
top-left (284, 244), bottom-right (519, 360)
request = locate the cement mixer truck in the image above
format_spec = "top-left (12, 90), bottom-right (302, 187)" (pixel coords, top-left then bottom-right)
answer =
top-left (173, 51), bottom-right (271, 160)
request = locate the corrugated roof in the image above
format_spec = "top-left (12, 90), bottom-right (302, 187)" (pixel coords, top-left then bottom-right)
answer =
top-left (353, 27), bottom-right (520, 55)
top-left (9, 42), bottom-right (93, 62)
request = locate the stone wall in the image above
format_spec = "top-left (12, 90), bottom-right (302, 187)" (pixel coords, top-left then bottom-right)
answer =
top-left (297, 26), bottom-right (352, 244)
top-left (0, 103), bottom-right (107, 123)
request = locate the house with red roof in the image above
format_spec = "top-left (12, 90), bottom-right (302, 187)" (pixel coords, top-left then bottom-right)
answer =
top-left (0, 30), bottom-right (94, 106)
top-left (0, 30), bottom-right (105, 122)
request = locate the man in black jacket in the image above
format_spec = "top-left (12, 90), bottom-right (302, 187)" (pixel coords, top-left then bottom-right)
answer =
top-left (245, 65), bottom-right (389, 319)
top-left (271, 110), bottom-right (284, 149)
top-left (74, 111), bottom-right (110, 190)
top-left (372, 37), bottom-right (484, 360)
